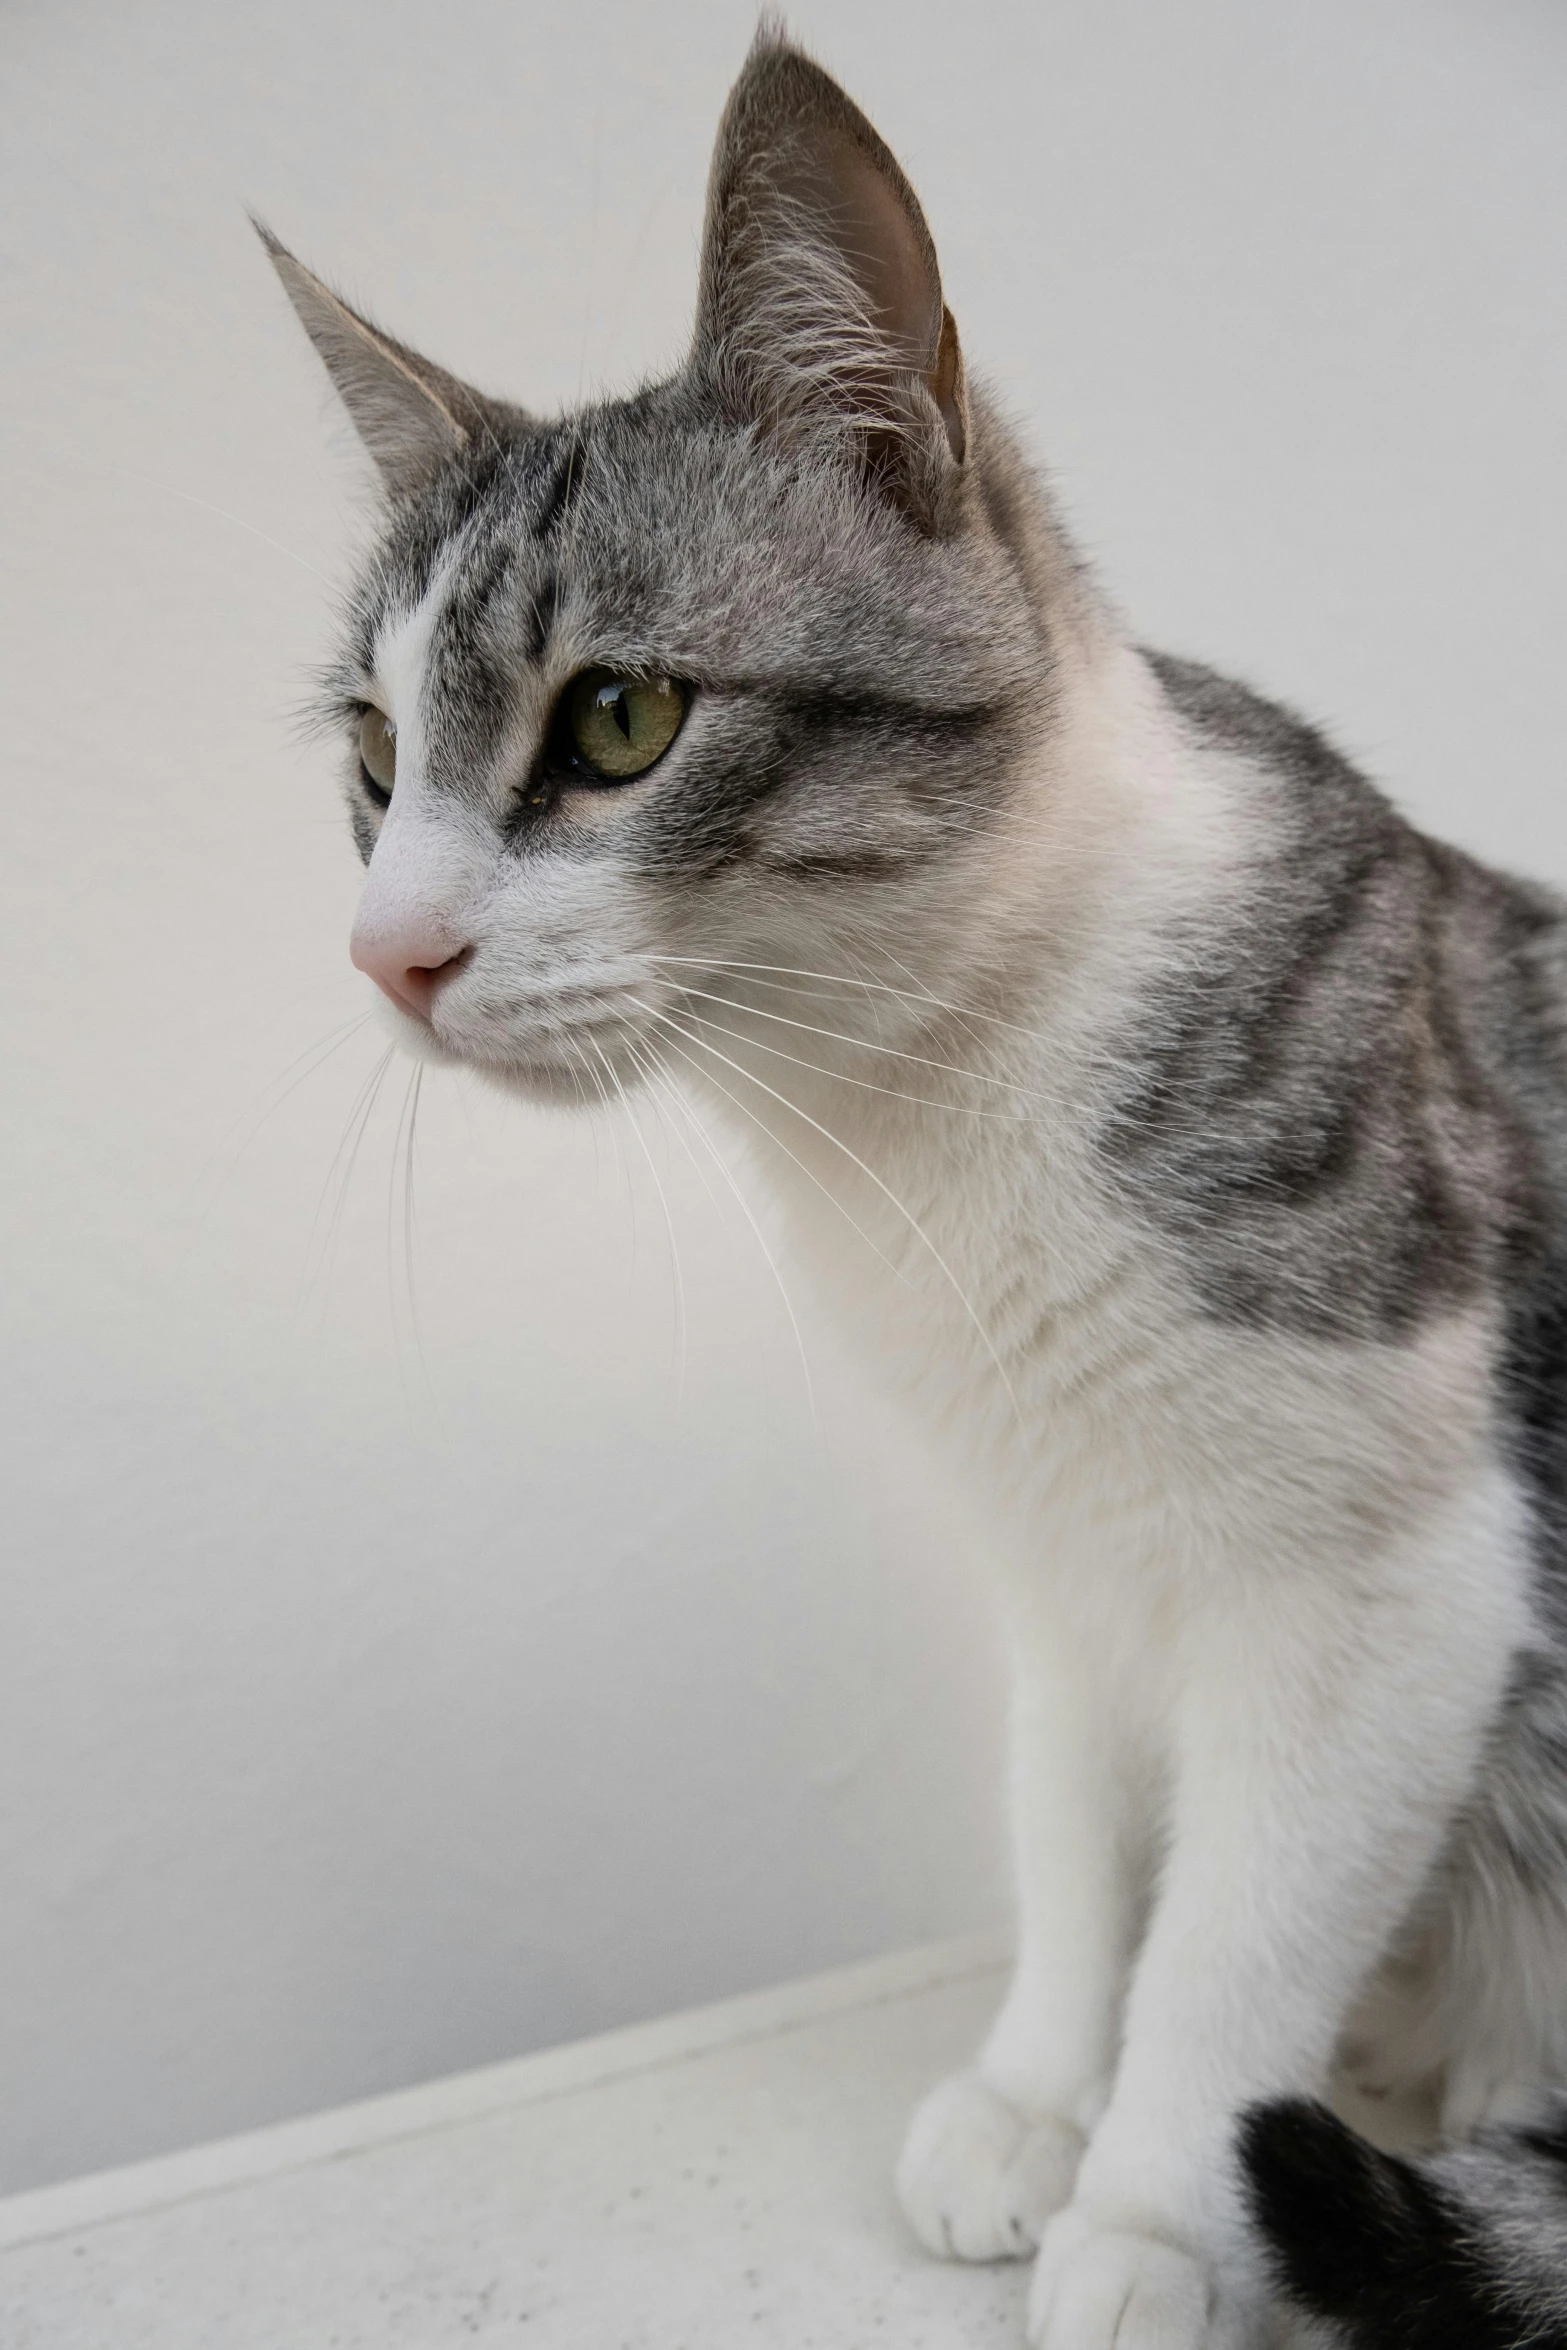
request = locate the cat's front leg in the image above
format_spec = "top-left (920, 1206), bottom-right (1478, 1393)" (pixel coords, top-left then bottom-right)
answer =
top-left (899, 1598), bottom-right (1140, 2261)
top-left (1026, 1487), bottom-right (1524, 2349)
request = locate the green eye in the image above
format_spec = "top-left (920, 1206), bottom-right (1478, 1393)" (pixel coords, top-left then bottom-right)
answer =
top-left (359, 707), bottom-right (396, 800)
top-left (564, 669), bottom-right (685, 782)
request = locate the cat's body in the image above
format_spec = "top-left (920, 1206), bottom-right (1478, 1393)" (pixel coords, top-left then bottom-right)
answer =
top-left (263, 31), bottom-right (1567, 2348)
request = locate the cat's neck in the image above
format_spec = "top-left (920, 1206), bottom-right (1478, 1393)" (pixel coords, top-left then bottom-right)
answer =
top-left (671, 624), bottom-right (1236, 1414)
top-left (681, 625), bottom-right (1232, 1177)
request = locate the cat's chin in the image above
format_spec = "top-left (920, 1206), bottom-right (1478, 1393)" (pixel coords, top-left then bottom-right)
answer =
top-left (467, 1050), bottom-right (644, 1112)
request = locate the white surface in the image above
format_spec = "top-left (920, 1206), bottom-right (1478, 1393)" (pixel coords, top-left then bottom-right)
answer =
top-left (0, 1937), bottom-right (1015, 2348)
top-left (2, 0), bottom-right (1565, 2195)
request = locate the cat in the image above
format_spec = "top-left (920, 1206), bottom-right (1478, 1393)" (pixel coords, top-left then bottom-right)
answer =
top-left (261, 27), bottom-right (1567, 2350)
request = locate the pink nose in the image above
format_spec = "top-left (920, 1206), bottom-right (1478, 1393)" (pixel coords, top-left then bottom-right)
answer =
top-left (350, 915), bottom-right (471, 1022)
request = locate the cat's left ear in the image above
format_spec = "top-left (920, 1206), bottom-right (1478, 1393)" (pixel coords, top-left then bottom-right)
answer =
top-left (255, 221), bottom-right (508, 498)
top-left (693, 31), bottom-right (968, 523)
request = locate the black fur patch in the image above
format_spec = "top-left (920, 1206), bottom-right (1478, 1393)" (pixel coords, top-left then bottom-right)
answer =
top-left (1240, 2099), bottom-right (1564, 2349)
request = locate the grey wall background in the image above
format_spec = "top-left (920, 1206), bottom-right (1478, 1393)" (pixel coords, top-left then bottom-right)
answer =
top-left (2, 0), bottom-right (1563, 2195)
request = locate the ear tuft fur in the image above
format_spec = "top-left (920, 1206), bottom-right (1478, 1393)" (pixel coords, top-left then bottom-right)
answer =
top-left (693, 31), bottom-right (969, 521)
top-left (253, 219), bottom-right (509, 498)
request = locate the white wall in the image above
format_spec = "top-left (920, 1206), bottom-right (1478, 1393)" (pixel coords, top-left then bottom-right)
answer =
top-left (2, 0), bottom-right (1563, 2193)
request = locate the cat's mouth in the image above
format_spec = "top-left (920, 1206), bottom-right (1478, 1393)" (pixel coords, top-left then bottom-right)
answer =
top-left (368, 981), bottom-right (665, 1108)
top-left (475, 1018), bottom-right (662, 1107)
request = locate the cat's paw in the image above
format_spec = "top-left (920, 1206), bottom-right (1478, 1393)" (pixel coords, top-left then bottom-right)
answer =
top-left (1027, 2207), bottom-right (1243, 2349)
top-left (896, 2071), bottom-right (1084, 2262)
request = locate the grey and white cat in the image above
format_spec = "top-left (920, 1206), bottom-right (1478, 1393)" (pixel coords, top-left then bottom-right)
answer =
top-left (262, 31), bottom-right (1567, 2350)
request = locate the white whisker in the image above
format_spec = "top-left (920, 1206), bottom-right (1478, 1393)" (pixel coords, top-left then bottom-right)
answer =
top-left (623, 1034), bottom-right (721, 1211)
top-left (636, 999), bottom-right (1022, 1430)
top-left (649, 953), bottom-right (1067, 1059)
top-left (404, 1065), bottom-right (432, 1402)
top-left (568, 1034), bottom-right (632, 1232)
top-left (301, 1044), bottom-right (395, 1315)
top-left (187, 1010), bottom-right (375, 1223)
top-left (667, 986), bottom-right (1040, 1112)
top-left (385, 1062), bottom-right (434, 1412)
top-left (645, 1019), bottom-right (914, 1291)
top-left (876, 939), bottom-right (999, 1068)
top-left (591, 1035), bottom-right (688, 1407)
top-left (630, 1038), bottom-right (820, 1428)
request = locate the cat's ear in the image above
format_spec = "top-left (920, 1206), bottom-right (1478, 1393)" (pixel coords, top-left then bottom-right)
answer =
top-left (255, 221), bottom-right (503, 498)
top-left (693, 29), bottom-right (968, 519)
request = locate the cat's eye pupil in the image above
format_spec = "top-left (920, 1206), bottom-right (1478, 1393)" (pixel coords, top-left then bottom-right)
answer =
top-left (563, 668), bottom-right (686, 784)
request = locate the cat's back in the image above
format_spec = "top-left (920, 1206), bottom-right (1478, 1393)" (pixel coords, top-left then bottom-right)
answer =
top-left (1114, 651), bottom-right (1567, 1371)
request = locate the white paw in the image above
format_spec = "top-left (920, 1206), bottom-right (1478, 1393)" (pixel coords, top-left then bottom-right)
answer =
top-left (896, 2070), bottom-right (1084, 2262)
top-left (1028, 2207), bottom-right (1240, 2349)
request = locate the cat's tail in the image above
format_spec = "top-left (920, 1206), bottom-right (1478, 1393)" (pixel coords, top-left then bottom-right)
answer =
top-left (1239, 2096), bottom-right (1567, 2348)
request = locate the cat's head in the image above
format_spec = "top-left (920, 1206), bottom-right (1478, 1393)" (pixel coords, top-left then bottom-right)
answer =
top-left (265, 30), bottom-right (1070, 1104)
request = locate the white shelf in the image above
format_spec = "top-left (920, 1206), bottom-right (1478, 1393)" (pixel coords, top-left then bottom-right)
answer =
top-left (0, 1934), bottom-right (1022, 2347)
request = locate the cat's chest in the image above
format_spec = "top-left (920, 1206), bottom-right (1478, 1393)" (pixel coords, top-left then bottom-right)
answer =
top-left (760, 1103), bottom-right (1175, 1445)
top-left (751, 1100), bottom-right (1502, 1590)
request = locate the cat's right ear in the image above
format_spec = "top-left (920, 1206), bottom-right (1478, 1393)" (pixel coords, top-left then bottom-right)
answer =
top-left (255, 221), bottom-right (500, 498)
top-left (692, 30), bottom-right (969, 524)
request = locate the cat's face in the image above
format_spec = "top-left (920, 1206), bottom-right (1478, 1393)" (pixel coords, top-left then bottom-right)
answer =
top-left (269, 36), bottom-right (1049, 1104)
top-left (322, 393), bottom-right (1041, 1104)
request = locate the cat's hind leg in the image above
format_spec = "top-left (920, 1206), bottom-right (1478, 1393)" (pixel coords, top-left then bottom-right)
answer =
top-left (1332, 1650), bottom-right (1567, 2148)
